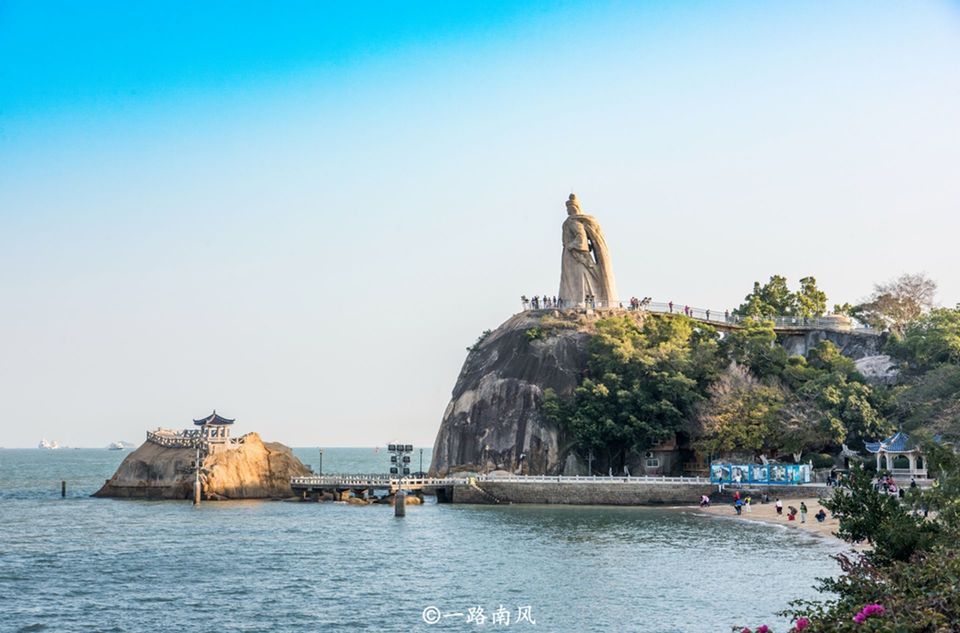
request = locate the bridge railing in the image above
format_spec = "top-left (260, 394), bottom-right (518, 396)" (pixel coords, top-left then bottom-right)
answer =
top-left (519, 298), bottom-right (875, 333)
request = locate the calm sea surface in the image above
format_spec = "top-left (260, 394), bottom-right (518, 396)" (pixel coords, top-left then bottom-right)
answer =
top-left (0, 448), bottom-right (840, 632)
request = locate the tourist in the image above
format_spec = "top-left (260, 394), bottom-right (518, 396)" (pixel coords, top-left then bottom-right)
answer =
top-left (733, 490), bottom-right (740, 502)
top-left (669, 301), bottom-right (673, 313)
top-left (744, 495), bottom-right (752, 513)
top-left (815, 508), bottom-right (827, 523)
top-left (911, 477), bottom-right (918, 490)
top-left (700, 494), bottom-right (710, 508)
top-left (724, 309), bottom-right (730, 321)
top-left (800, 502), bottom-right (808, 523)
top-left (705, 309), bottom-right (710, 321)
top-left (775, 498), bottom-right (783, 515)
top-left (521, 295), bottom-right (529, 310)
top-left (787, 506), bottom-right (798, 521)
top-left (734, 498), bottom-right (743, 515)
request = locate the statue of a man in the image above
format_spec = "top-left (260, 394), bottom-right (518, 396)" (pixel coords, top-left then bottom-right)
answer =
top-left (558, 193), bottom-right (618, 308)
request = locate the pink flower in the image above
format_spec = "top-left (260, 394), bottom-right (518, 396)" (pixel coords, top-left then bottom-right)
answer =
top-left (757, 626), bottom-right (770, 633)
top-left (741, 628), bottom-right (752, 633)
top-left (794, 617), bottom-right (810, 631)
top-left (854, 604), bottom-right (885, 624)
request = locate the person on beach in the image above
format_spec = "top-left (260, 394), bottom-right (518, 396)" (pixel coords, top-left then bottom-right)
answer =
top-left (700, 494), bottom-right (710, 508)
top-left (734, 498), bottom-right (743, 515)
top-left (800, 502), bottom-right (808, 523)
top-left (744, 495), bottom-right (752, 512)
top-left (775, 498), bottom-right (783, 515)
top-left (815, 508), bottom-right (827, 523)
top-left (787, 506), bottom-right (797, 521)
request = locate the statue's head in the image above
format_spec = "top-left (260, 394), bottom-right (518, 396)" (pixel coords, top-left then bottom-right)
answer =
top-left (566, 193), bottom-right (582, 216)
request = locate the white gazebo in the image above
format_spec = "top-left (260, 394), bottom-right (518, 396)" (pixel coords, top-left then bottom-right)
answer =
top-left (864, 431), bottom-right (926, 479)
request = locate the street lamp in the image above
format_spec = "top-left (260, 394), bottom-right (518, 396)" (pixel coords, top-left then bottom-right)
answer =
top-left (318, 448), bottom-right (323, 476)
top-left (419, 448), bottom-right (424, 476)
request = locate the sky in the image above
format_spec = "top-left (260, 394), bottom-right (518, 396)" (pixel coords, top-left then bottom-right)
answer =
top-left (1, 1), bottom-right (959, 448)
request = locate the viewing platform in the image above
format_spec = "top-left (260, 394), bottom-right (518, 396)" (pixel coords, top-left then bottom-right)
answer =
top-left (520, 299), bottom-right (879, 334)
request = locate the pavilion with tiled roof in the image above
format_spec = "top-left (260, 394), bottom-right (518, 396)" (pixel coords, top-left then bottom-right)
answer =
top-left (193, 410), bottom-right (237, 453)
top-left (864, 430), bottom-right (926, 479)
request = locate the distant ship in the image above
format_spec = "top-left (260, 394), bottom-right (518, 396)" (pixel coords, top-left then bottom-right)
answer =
top-left (38, 438), bottom-right (61, 449)
top-left (107, 442), bottom-right (128, 450)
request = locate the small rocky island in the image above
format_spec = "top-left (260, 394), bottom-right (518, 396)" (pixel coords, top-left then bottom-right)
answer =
top-left (94, 411), bottom-right (311, 500)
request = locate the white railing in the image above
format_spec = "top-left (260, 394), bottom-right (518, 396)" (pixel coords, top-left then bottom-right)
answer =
top-left (290, 474), bottom-right (468, 489)
top-left (519, 298), bottom-right (876, 333)
top-left (476, 474), bottom-right (709, 484)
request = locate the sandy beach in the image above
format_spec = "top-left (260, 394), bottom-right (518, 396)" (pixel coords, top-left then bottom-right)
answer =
top-left (698, 496), bottom-right (848, 543)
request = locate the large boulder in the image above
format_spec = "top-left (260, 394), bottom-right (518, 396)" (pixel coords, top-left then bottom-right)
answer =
top-left (93, 432), bottom-right (311, 500)
top-left (430, 310), bottom-right (605, 476)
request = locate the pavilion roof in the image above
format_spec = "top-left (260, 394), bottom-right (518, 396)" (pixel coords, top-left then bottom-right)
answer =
top-left (864, 430), bottom-right (915, 454)
top-left (193, 410), bottom-right (235, 426)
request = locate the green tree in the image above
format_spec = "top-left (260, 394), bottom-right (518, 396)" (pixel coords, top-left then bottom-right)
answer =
top-left (721, 318), bottom-right (788, 379)
top-left (545, 314), bottom-right (722, 471)
top-left (696, 364), bottom-right (786, 456)
top-left (795, 276), bottom-right (828, 317)
top-left (735, 275), bottom-right (796, 317)
top-left (782, 342), bottom-right (889, 447)
top-left (888, 307), bottom-right (960, 370)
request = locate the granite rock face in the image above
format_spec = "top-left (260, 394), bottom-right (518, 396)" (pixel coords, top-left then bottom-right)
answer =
top-left (778, 329), bottom-right (884, 360)
top-left (93, 432), bottom-right (311, 499)
top-left (430, 310), bottom-right (608, 477)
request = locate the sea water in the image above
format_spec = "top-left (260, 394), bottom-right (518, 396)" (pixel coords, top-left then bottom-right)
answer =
top-left (0, 448), bottom-right (840, 632)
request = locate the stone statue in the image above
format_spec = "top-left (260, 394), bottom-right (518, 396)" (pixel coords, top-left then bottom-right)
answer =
top-left (558, 193), bottom-right (618, 307)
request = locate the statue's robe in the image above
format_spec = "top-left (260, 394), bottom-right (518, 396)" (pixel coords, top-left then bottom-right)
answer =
top-left (558, 214), bottom-right (618, 307)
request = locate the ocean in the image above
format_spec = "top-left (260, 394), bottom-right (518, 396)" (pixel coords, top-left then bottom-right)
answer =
top-left (0, 448), bottom-right (839, 632)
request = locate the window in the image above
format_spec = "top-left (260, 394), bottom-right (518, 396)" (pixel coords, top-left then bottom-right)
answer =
top-left (645, 458), bottom-right (660, 468)
top-left (650, 438), bottom-right (664, 447)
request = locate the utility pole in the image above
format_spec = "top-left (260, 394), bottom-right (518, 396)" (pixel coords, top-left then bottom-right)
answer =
top-left (419, 448), bottom-right (423, 475)
top-left (193, 444), bottom-right (201, 506)
top-left (318, 448), bottom-right (324, 476)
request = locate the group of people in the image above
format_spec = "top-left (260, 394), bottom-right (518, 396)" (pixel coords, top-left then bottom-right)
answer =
top-left (772, 498), bottom-right (827, 523)
top-left (521, 295), bottom-right (562, 310)
top-left (627, 296), bottom-right (652, 310)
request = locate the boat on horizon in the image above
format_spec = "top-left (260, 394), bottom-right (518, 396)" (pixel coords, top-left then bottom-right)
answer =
top-left (38, 438), bottom-right (61, 449)
top-left (107, 441), bottom-right (128, 450)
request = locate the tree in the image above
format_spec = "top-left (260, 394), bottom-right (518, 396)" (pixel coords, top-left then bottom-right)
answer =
top-left (696, 364), bottom-right (786, 457)
top-left (721, 318), bottom-right (788, 379)
top-left (545, 314), bottom-right (722, 472)
top-left (734, 275), bottom-right (828, 318)
top-left (735, 275), bottom-right (796, 317)
top-left (852, 273), bottom-right (937, 335)
top-left (795, 276), bottom-right (828, 318)
top-left (888, 307), bottom-right (960, 370)
top-left (781, 342), bottom-right (889, 448)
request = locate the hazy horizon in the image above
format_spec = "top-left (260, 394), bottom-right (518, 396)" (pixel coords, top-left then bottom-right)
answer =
top-left (2, 1), bottom-right (959, 448)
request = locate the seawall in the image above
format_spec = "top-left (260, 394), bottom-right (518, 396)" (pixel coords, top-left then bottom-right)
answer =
top-left (448, 479), bottom-right (829, 506)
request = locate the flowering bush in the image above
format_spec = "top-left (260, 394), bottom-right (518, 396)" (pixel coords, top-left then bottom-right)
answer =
top-left (852, 604), bottom-right (885, 624)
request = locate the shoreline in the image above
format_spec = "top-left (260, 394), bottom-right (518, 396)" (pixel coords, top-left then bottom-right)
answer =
top-left (693, 496), bottom-right (858, 546)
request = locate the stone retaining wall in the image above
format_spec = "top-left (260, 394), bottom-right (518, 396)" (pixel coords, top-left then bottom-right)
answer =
top-left (449, 481), bottom-right (829, 505)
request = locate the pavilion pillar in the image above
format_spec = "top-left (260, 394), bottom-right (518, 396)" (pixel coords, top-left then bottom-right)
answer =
top-left (876, 452), bottom-right (882, 471)
top-left (908, 454), bottom-right (916, 474)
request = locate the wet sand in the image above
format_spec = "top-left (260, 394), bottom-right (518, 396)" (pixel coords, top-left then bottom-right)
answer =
top-left (697, 496), bottom-right (848, 543)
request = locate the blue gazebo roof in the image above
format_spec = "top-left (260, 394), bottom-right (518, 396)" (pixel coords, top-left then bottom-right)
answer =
top-left (193, 410), bottom-right (235, 426)
top-left (864, 430), bottom-right (916, 454)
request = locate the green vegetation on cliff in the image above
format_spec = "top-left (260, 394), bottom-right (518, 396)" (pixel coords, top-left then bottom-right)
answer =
top-left (545, 272), bottom-right (960, 472)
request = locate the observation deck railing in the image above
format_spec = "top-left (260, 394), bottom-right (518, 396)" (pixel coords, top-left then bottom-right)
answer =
top-left (519, 298), bottom-right (876, 333)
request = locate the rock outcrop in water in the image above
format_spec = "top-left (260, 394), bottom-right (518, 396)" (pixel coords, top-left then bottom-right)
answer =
top-left (94, 432), bottom-right (311, 499)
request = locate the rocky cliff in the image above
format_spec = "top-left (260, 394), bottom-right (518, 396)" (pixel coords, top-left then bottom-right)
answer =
top-left (430, 310), bottom-right (609, 477)
top-left (94, 432), bottom-right (311, 500)
top-left (430, 309), bottom-right (890, 477)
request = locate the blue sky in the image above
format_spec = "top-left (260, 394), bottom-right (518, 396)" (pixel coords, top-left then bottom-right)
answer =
top-left (2, 1), bottom-right (959, 447)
